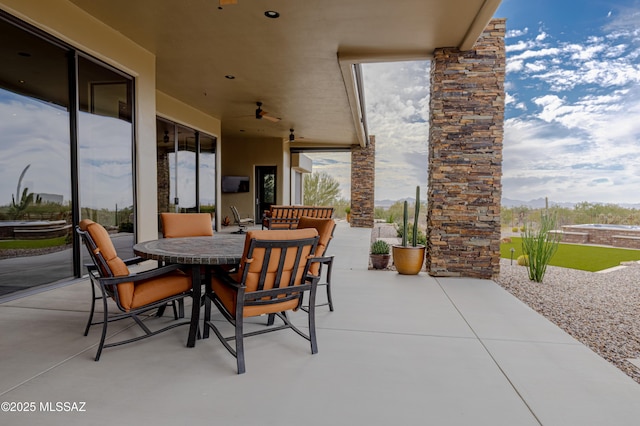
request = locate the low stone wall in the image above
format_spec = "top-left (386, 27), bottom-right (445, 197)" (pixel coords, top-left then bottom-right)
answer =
top-left (560, 225), bottom-right (640, 249)
top-left (549, 231), bottom-right (588, 244)
top-left (612, 235), bottom-right (640, 249)
top-left (0, 220), bottom-right (70, 240)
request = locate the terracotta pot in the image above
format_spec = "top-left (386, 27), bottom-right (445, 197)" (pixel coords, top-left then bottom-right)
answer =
top-left (392, 245), bottom-right (425, 275)
top-left (370, 254), bottom-right (390, 269)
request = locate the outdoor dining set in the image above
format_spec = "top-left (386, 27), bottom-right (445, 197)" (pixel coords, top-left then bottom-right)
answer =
top-left (75, 212), bottom-right (336, 374)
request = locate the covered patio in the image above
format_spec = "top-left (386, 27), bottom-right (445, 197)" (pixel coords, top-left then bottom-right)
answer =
top-left (2, 221), bottom-right (640, 425)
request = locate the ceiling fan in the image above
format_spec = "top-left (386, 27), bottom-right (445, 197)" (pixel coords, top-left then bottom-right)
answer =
top-left (255, 102), bottom-right (281, 123)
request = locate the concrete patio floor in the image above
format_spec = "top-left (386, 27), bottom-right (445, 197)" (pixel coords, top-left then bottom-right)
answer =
top-left (2, 221), bottom-right (640, 425)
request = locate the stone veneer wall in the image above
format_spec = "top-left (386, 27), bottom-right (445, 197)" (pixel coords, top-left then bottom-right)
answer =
top-left (157, 146), bottom-right (171, 214)
top-left (426, 19), bottom-right (506, 279)
top-left (350, 135), bottom-right (375, 228)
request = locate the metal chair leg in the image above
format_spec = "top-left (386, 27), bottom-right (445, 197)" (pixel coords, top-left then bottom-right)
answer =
top-left (235, 312), bottom-right (246, 374)
top-left (84, 281), bottom-right (99, 337)
top-left (325, 259), bottom-right (334, 312)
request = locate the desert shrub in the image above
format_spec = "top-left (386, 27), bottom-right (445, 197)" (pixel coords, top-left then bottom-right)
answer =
top-left (118, 222), bottom-right (134, 233)
top-left (521, 214), bottom-right (560, 282)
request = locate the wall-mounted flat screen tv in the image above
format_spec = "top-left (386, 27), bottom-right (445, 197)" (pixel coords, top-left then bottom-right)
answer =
top-left (222, 175), bottom-right (250, 193)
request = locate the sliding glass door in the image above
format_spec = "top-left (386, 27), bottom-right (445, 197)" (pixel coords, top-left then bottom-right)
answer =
top-left (0, 13), bottom-right (134, 297)
top-left (0, 18), bottom-right (72, 295)
top-left (77, 55), bottom-right (134, 259)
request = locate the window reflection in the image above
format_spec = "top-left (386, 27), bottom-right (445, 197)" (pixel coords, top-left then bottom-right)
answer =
top-left (0, 16), bottom-right (135, 297)
top-left (78, 56), bottom-right (134, 258)
top-left (157, 118), bottom-right (216, 218)
top-left (0, 17), bottom-right (73, 296)
top-left (199, 134), bottom-right (216, 217)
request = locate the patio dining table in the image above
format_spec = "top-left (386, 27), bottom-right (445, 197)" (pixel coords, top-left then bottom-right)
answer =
top-left (133, 234), bottom-right (246, 347)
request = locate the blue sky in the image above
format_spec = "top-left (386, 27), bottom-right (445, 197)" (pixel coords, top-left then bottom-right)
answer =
top-left (498, 0), bottom-right (640, 204)
top-left (330, 0), bottom-right (640, 205)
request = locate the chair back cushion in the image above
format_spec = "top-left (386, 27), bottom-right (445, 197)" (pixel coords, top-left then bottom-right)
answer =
top-left (213, 228), bottom-right (318, 317)
top-left (296, 217), bottom-right (335, 274)
top-left (79, 219), bottom-right (135, 309)
top-left (242, 228), bottom-right (317, 290)
top-left (161, 212), bottom-right (213, 238)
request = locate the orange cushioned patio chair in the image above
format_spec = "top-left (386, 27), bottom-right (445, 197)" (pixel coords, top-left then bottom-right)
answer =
top-left (203, 228), bottom-right (320, 374)
top-left (160, 212), bottom-right (217, 313)
top-left (77, 219), bottom-right (192, 361)
top-left (295, 216), bottom-right (336, 312)
top-left (160, 212), bottom-right (213, 238)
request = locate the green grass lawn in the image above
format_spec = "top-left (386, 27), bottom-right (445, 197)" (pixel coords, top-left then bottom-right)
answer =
top-left (501, 237), bottom-right (640, 272)
top-left (0, 236), bottom-right (68, 250)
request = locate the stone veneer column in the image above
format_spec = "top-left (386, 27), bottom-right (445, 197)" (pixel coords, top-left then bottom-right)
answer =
top-left (157, 147), bottom-right (170, 213)
top-left (426, 19), bottom-right (505, 279)
top-left (350, 135), bottom-right (375, 228)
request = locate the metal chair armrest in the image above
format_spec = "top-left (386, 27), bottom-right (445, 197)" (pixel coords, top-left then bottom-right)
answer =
top-left (211, 266), bottom-right (244, 291)
top-left (309, 255), bottom-right (334, 265)
top-left (121, 256), bottom-right (146, 266)
top-left (97, 263), bottom-right (186, 286)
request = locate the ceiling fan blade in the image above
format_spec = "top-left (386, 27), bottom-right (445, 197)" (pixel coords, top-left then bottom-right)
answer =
top-left (262, 114), bottom-right (281, 123)
top-left (255, 102), bottom-right (281, 122)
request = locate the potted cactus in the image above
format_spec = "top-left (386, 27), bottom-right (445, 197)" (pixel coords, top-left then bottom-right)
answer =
top-left (370, 240), bottom-right (391, 269)
top-left (392, 186), bottom-right (425, 274)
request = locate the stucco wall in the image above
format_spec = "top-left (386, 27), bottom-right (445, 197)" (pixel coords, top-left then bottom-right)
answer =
top-left (220, 137), bottom-right (288, 225)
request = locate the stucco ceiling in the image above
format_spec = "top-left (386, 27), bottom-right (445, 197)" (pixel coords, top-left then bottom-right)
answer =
top-left (68, 0), bottom-right (501, 146)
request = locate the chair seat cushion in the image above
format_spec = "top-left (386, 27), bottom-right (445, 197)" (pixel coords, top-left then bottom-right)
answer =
top-left (129, 270), bottom-right (192, 310)
top-left (211, 273), bottom-right (298, 318)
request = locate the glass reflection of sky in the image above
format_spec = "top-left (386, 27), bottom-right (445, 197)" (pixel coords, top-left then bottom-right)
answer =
top-left (199, 153), bottom-right (216, 206)
top-left (78, 111), bottom-right (133, 209)
top-left (0, 88), bottom-right (134, 210)
top-left (168, 151), bottom-right (216, 207)
top-left (0, 89), bottom-right (70, 206)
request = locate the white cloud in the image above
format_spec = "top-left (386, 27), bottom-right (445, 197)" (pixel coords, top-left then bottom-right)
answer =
top-left (535, 31), bottom-right (548, 42)
top-left (363, 61), bottom-right (429, 201)
top-left (506, 27), bottom-right (529, 38)
top-left (506, 59), bottom-right (524, 73)
top-left (503, 15), bottom-right (640, 204)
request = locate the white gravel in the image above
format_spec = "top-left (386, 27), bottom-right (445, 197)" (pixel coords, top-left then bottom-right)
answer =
top-left (495, 258), bottom-right (640, 384)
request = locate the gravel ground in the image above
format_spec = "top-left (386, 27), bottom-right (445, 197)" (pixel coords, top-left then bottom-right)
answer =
top-left (495, 258), bottom-right (640, 384)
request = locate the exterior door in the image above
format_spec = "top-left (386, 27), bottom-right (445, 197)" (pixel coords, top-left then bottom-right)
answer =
top-left (255, 166), bottom-right (276, 219)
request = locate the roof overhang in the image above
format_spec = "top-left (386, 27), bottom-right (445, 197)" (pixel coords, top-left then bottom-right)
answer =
top-left (64, 0), bottom-right (502, 148)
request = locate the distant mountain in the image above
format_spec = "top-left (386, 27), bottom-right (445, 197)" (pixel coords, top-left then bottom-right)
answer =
top-left (502, 197), bottom-right (640, 209)
top-left (501, 197), bottom-right (575, 209)
top-left (375, 198), bottom-right (415, 208)
top-left (374, 197), bottom-right (640, 209)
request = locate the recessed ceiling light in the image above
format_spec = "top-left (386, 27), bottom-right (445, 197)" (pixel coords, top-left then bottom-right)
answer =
top-left (264, 10), bottom-right (280, 19)
top-left (225, 75), bottom-right (235, 80)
